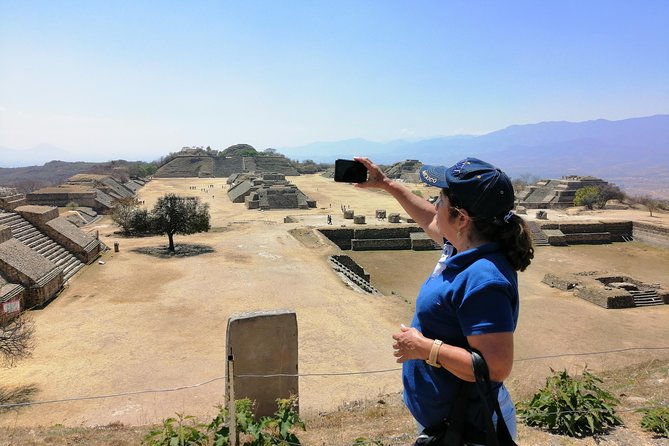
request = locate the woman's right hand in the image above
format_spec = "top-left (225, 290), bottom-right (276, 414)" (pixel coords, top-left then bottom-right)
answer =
top-left (353, 157), bottom-right (390, 190)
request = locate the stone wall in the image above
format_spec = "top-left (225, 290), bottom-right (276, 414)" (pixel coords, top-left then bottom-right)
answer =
top-left (0, 239), bottom-right (63, 308)
top-left (0, 225), bottom-right (10, 244)
top-left (564, 232), bottom-right (611, 244)
top-left (45, 217), bottom-right (103, 263)
top-left (352, 238), bottom-right (412, 251)
top-left (330, 255), bottom-right (370, 282)
top-left (633, 222), bottom-right (669, 249)
top-left (26, 188), bottom-right (98, 208)
top-left (318, 228), bottom-right (354, 250)
top-left (318, 226), bottom-right (437, 251)
top-left (410, 232), bottom-right (440, 250)
top-left (538, 221), bottom-right (634, 245)
top-left (542, 273), bottom-right (578, 291)
top-left (573, 287), bottom-right (635, 309)
top-left (16, 205), bottom-right (59, 225)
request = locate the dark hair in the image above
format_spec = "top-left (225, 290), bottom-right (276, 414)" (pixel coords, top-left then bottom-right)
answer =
top-left (444, 189), bottom-right (534, 271)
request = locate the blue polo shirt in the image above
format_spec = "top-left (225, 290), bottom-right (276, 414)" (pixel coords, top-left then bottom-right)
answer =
top-left (403, 242), bottom-right (519, 428)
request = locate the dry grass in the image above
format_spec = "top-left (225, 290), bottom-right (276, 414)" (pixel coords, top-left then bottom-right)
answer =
top-left (1, 360), bottom-right (666, 445)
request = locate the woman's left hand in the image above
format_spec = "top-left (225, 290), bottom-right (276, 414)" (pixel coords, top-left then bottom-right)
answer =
top-left (392, 324), bottom-right (430, 363)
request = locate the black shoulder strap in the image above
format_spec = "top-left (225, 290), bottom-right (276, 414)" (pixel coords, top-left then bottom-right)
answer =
top-left (470, 349), bottom-right (517, 446)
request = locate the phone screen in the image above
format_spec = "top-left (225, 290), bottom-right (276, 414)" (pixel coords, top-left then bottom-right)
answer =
top-left (334, 159), bottom-right (368, 183)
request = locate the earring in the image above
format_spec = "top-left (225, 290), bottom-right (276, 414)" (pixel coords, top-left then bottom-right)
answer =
top-left (457, 230), bottom-right (461, 238)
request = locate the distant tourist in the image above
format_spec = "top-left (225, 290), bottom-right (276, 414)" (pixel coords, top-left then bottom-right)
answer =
top-left (353, 156), bottom-right (534, 445)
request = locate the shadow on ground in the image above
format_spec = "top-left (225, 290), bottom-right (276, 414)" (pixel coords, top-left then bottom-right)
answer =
top-left (131, 244), bottom-right (216, 258)
top-left (0, 384), bottom-right (39, 414)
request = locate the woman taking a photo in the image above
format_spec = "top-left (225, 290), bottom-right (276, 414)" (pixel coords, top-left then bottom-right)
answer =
top-left (354, 157), bottom-right (534, 444)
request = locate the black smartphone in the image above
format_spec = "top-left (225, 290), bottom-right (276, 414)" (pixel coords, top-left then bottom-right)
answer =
top-left (334, 159), bottom-right (368, 183)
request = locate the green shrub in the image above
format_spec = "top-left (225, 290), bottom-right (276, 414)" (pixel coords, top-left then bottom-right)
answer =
top-left (144, 413), bottom-right (209, 445)
top-left (517, 368), bottom-right (622, 437)
top-left (638, 406), bottom-right (669, 438)
top-left (145, 396), bottom-right (304, 446)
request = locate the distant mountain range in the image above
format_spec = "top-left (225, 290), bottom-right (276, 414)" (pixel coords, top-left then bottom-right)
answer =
top-left (1, 115), bottom-right (667, 198)
top-left (278, 114), bottom-right (669, 198)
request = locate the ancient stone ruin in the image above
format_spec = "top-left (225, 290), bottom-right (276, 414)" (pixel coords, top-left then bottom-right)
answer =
top-left (383, 159), bottom-right (422, 182)
top-left (25, 173), bottom-right (145, 214)
top-left (0, 189), bottom-right (105, 316)
top-left (154, 154), bottom-right (299, 178)
top-left (542, 271), bottom-right (668, 309)
top-left (328, 255), bottom-right (379, 295)
top-left (526, 220), bottom-right (669, 249)
top-left (227, 173), bottom-right (316, 210)
top-left (519, 176), bottom-right (611, 209)
top-left (318, 226), bottom-right (439, 251)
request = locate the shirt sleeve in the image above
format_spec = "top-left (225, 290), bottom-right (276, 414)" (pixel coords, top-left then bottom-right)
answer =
top-left (456, 280), bottom-right (516, 336)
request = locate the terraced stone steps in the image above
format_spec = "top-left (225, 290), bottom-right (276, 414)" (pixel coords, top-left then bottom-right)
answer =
top-left (0, 211), bottom-right (85, 282)
top-left (629, 289), bottom-right (664, 307)
top-left (527, 221), bottom-right (550, 246)
top-left (328, 256), bottom-right (380, 295)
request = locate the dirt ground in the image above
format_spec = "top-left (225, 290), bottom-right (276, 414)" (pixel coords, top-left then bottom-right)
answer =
top-left (0, 174), bottom-right (668, 432)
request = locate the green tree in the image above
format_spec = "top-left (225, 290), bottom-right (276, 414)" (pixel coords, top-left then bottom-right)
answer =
top-left (112, 198), bottom-right (151, 233)
top-left (152, 194), bottom-right (210, 252)
top-left (574, 186), bottom-right (602, 210)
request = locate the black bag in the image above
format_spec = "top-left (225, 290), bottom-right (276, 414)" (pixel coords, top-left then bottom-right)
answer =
top-left (413, 350), bottom-right (518, 446)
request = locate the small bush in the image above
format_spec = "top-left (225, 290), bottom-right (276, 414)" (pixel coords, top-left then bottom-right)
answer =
top-left (144, 413), bottom-right (208, 445)
top-left (144, 396), bottom-right (304, 446)
top-left (638, 406), bottom-right (669, 438)
top-left (517, 368), bottom-right (622, 437)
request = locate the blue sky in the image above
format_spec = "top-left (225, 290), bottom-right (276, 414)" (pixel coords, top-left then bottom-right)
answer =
top-left (1, 1), bottom-right (668, 163)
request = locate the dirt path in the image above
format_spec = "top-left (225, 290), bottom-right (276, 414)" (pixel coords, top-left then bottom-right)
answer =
top-left (0, 175), bottom-right (667, 427)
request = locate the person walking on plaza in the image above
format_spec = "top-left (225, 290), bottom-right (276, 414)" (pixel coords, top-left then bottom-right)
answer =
top-left (354, 156), bottom-right (534, 445)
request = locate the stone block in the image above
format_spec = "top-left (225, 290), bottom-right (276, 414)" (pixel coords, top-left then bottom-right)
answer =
top-left (343, 209), bottom-right (354, 219)
top-left (353, 215), bottom-right (366, 224)
top-left (542, 273), bottom-right (578, 291)
top-left (388, 213), bottom-right (401, 223)
top-left (226, 310), bottom-right (298, 418)
top-left (375, 209), bottom-right (386, 219)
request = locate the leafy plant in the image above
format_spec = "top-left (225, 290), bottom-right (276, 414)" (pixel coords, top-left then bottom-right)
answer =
top-left (169, 395), bottom-right (307, 446)
top-left (517, 367), bottom-right (622, 437)
top-left (638, 406), bottom-right (669, 438)
top-left (144, 413), bottom-right (209, 445)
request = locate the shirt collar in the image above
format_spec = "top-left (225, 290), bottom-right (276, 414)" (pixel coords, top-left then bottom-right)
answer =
top-left (444, 242), bottom-right (500, 271)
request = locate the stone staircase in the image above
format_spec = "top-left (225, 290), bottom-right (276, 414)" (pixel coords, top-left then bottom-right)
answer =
top-left (527, 221), bottom-right (550, 246)
top-left (328, 256), bottom-right (380, 295)
top-left (629, 289), bottom-right (664, 307)
top-left (0, 211), bottom-right (85, 282)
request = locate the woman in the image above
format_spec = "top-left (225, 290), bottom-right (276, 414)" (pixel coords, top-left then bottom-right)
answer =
top-left (354, 156), bottom-right (534, 444)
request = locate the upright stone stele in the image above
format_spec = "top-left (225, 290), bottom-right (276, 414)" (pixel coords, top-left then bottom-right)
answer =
top-left (226, 310), bottom-right (298, 417)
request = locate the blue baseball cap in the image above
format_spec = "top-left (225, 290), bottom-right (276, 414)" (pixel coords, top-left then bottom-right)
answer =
top-left (419, 158), bottom-right (515, 218)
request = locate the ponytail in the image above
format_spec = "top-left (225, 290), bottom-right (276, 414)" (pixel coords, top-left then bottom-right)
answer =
top-left (472, 213), bottom-right (534, 272)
